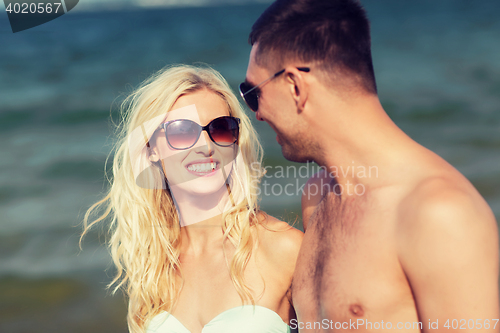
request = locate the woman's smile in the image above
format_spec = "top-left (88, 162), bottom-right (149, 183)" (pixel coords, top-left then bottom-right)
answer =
top-left (185, 158), bottom-right (220, 176)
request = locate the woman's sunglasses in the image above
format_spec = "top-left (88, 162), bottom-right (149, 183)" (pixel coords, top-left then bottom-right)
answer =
top-left (239, 67), bottom-right (310, 112)
top-left (158, 116), bottom-right (240, 150)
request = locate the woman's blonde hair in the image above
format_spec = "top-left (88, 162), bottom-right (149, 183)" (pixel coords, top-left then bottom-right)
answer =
top-left (81, 64), bottom-right (264, 333)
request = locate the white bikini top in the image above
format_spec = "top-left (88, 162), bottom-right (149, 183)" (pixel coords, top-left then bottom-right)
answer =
top-left (146, 305), bottom-right (291, 333)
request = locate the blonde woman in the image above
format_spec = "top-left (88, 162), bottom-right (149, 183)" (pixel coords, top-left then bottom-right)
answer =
top-left (82, 65), bottom-right (303, 333)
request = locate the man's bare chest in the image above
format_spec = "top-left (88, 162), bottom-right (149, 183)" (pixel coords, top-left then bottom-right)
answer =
top-left (292, 193), bottom-right (413, 323)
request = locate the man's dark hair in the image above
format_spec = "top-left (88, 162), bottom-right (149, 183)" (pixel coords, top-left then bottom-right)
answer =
top-left (250, 0), bottom-right (377, 94)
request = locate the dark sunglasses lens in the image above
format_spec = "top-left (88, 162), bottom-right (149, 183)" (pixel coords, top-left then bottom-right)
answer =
top-left (166, 120), bottom-right (200, 149)
top-left (209, 117), bottom-right (239, 146)
top-left (239, 82), bottom-right (258, 112)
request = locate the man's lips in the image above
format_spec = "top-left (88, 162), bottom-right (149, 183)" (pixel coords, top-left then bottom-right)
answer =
top-left (185, 159), bottom-right (220, 176)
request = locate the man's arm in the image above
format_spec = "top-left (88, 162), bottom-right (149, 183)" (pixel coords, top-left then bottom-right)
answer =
top-left (398, 181), bottom-right (499, 332)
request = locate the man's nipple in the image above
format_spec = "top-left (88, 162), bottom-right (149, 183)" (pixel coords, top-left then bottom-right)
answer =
top-left (349, 304), bottom-right (364, 317)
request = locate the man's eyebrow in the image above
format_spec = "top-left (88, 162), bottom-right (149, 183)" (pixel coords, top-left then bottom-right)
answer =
top-left (244, 77), bottom-right (256, 86)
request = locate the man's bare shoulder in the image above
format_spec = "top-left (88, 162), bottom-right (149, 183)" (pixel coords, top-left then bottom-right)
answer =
top-left (301, 168), bottom-right (333, 231)
top-left (397, 175), bottom-right (498, 266)
top-left (395, 175), bottom-right (500, 319)
top-left (256, 213), bottom-right (303, 273)
top-left (398, 175), bottom-right (496, 230)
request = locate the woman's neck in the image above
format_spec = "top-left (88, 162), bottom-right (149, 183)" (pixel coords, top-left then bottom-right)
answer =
top-left (178, 214), bottom-right (226, 256)
top-left (169, 182), bottom-right (231, 227)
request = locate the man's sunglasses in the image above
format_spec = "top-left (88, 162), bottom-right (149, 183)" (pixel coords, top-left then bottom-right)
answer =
top-left (158, 116), bottom-right (240, 150)
top-left (239, 67), bottom-right (310, 112)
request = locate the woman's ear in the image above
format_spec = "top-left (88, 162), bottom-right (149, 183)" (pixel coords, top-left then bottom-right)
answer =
top-left (285, 67), bottom-right (309, 112)
top-left (148, 146), bottom-right (160, 162)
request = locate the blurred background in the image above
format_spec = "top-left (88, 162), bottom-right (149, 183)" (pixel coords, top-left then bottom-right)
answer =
top-left (1, 0), bottom-right (499, 332)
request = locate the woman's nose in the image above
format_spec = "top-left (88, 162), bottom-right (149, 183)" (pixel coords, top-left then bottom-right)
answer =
top-left (193, 130), bottom-right (215, 156)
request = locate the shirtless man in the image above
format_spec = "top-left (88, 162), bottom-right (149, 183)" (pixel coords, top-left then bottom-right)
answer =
top-left (240, 0), bottom-right (499, 331)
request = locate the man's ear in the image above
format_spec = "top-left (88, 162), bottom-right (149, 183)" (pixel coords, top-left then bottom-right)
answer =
top-left (148, 146), bottom-right (160, 162)
top-left (285, 67), bottom-right (309, 112)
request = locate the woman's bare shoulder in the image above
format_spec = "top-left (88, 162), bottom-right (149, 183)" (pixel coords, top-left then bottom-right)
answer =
top-left (254, 212), bottom-right (303, 271)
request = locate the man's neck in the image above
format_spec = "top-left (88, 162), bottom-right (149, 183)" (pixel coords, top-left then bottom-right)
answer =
top-left (310, 93), bottom-right (426, 190)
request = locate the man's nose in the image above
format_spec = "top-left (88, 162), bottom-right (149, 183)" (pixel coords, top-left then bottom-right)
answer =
top-left (255, 111), bottom-right (264, 121)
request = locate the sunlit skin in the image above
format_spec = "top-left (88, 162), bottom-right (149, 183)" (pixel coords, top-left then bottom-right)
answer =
top-left (149, 89), bottom-right (304, 333)
top-left (245, 43), bottom-right (499, 332)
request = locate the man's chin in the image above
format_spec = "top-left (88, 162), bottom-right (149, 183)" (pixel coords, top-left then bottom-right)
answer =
top-left (281, 143), bottom-right (311, 163)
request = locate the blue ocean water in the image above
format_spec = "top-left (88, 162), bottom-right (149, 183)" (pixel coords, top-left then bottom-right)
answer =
top-left (0, 0), bottom-right (499, 280)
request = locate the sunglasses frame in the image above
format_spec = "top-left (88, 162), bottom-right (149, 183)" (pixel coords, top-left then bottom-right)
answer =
top-left (239, 67), bottom-right (310, 112)
top-left (158, 116), bottom-right (240, 150)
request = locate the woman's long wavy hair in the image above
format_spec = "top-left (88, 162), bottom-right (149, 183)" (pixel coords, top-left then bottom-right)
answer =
top-left (81, 65), bottom-right (265, 333)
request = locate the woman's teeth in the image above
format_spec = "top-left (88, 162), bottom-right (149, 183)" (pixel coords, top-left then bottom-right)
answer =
top-left (187, 162), bottom-right (217, 172)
